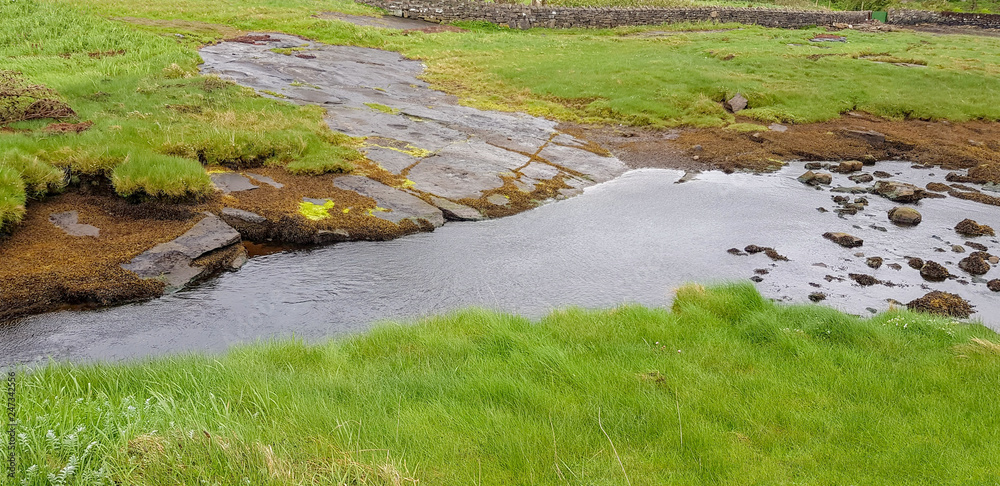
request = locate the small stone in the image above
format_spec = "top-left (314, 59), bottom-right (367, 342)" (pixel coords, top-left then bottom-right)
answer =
top-left (873, 171), bottom-right (892, 178)
top-left (848, 173), bottom-right (874, 183)
top-left (750, 275), bottom-right (764, 283)
top-left (808, 292), bottom-right (827, 302)
top-left (866, 256), bottom-right (883, 269)
top-left (887, 263), bottom-right (902, 270)
top-left (835, 160), bottom-right (863, 173)
top-left (965, 241), bottom-right (989, 251)
top-left (823, 232), bottom-right (863, 248)
top-left (830, 186), bottom-right (869, 194)
top-left (832, 195), bottom-right (849, 203)
top-left (920, 261), bottom-right (950, 282)
top-left (926, 182), bottom-right (951, 192)
top-left (798, 170), bottom-right (832, 186)
top-left (804, 162), bottom-right (823, 170)
top-left (725, 93), bottom-right (748, 113)
top-left (907, 257), bottom-right (924, 270)
top-left (849, 273), bottom-right (880, 286)
top-left (887, 207), bottom-right (922, 226)
top-left (955, 218), bottom-right (995, 237)
top-left (853, 197), bottom-right (869, 205)
top-left (952, 245), bottom-right (966, 253)
top-left (988, 279), bottom-right (1000, 292)
top-left (727, 248), bottom-right (747, 256)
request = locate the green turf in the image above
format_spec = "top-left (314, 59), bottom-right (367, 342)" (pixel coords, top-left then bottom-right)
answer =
top-left (0, 0), bottom-right (363, 230)
top-left (4, 284), bottom-right (999, 484)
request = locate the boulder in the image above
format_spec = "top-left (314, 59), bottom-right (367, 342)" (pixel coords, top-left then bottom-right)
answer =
top-left (907, 291), bottom-right (974, 318)
top-left (907, 257), bottom-right (924, 270)
top-left (988, 279), bottom-right (1000, 292)
top-left (823, 232), bottom-right (863, 248)
top-left (919, 261), bottom-right (950, 282)
top-left (873, 181), bottom-right (925, 203)
top-left (808, 292), bottom-right (827, 302)
top-left (849, 273), bottom-right (880, 286)
top-left (955, 218), bottom-right (995, 237)
top-left (798, 170), bottom-right (832, 186)
top-left (725, 93), bottom-right (748, 113)
top-left (887, 207), bottom-right (921, 226)
top-left (866, 256), bottom-right (883, 269)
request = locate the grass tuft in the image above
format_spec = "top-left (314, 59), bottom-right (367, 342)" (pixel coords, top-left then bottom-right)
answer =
top-left (111, 152), bottom-right (213, 198)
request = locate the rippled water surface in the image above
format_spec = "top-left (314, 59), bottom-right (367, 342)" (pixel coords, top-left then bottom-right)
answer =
top-left (3, 164), bottom-right (998, 365)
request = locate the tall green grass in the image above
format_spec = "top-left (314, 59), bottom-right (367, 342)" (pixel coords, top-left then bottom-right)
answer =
top-left (0, 0), bottom-right (362, 230)
top-left (5, 284), bottom-right (999, 484)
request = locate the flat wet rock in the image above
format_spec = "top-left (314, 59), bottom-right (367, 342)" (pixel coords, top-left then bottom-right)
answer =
top-left (334, 175), bottom-right (444, 227)
top-left (199, 34), bottom-right (625, 208)
top-left (48, 211), bottom-right (100, 237)
top-left (211, 172), bottom-right (258, 194)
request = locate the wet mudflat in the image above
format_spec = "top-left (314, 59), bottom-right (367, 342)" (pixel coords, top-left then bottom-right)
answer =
top-left (2, 162), bottom-right (997, 366)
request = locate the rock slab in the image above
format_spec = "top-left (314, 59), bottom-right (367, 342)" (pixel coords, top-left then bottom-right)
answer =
top-left (334, 175), bottom-right (444, 227)
top-left (121, 213), bottom-right (245, 291)
top-left (48, 211), bottom-right (100, 237)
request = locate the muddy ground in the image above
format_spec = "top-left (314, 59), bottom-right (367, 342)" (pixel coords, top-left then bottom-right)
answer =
top-left (567, 113), bottom-right (1000, 173)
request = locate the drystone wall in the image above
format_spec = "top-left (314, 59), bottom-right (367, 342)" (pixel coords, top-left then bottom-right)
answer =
top-left (887, 8), bottom-right (1000, 28)
top-left (359, 0), bottom-right (872, 29)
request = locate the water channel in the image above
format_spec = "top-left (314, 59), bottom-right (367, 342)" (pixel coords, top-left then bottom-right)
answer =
top-left (2, 163), bottom-right (998, 366)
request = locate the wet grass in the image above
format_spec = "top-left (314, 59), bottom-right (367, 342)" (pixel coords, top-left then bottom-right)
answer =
top-left (5, 284), bottom-right (1000, 484)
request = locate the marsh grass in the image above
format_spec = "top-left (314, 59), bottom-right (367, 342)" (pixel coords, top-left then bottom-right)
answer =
top-left (0, 0), bottom-right (362, 229)
top-left (5, 284), bottom-right (999, 484)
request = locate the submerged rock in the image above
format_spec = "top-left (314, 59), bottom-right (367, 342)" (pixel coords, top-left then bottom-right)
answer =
top-left (907, 291), bottom-right (974, 318)
top-left (848, 173), bottom-right (874, 183)
top-left (849, 273), bottom-right (880, 286)
top-left (429, 196), bottom-right (485, 221)
top-left (887, 207), bottom-right (921, 226)
top-left (823, 232), bottom-right (863, 248)
top-left (988, 279), bottom-right (1000, 292)
top-left (808, 292), bottom-right (827, 302)
top-left (955, 218), bottom-right (995, 237)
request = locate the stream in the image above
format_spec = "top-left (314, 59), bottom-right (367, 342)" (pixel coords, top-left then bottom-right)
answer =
top-left (2, 163), bottom-right (998, 366)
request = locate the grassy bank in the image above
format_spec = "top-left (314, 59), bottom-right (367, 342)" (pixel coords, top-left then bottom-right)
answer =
top-left (4, 284), bottom-right (999, 484)
top-left (0, 0), bottom-right (361, 231)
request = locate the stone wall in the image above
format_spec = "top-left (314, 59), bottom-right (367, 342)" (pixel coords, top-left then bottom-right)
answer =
top-left (887, 8), bottom-right (1000, 28)
top-left (359, 0), bottom-right (872, 30)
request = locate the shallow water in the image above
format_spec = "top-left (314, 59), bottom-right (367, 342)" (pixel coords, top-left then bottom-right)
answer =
top-left (2, 163), bottom-right (998, 365)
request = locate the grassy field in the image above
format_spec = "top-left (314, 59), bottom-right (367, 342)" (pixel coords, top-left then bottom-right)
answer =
top-left (6, 0), bottom-right (1000, 231)
top-left (3, 284), bottom-right (999, 484)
